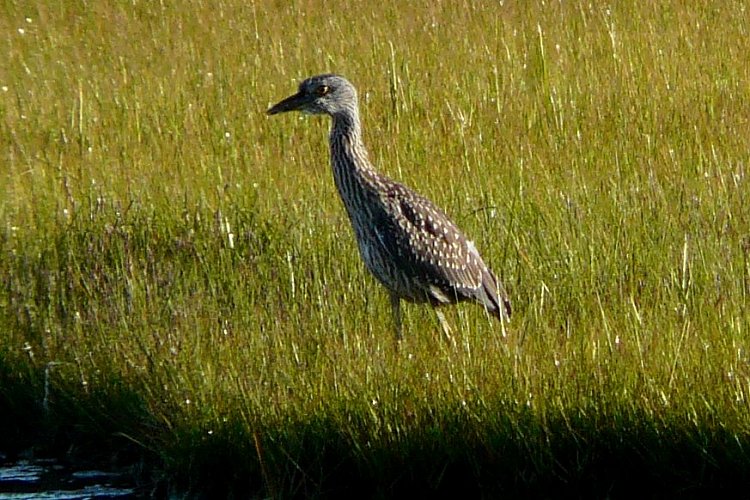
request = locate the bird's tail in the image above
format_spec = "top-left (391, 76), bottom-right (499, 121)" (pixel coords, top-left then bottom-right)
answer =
top-left (480, 267), bottom-right (512, 321)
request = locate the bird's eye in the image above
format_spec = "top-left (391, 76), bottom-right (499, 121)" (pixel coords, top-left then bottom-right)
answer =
top-left (316, 85), bottom-right (330, 96)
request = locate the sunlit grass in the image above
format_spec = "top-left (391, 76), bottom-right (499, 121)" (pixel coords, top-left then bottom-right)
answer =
top-left (1, 0), bottom-right (750, 495)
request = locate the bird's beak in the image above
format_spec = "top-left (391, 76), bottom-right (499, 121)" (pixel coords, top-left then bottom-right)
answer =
top-left (267, 91), bottom-right (309, 115)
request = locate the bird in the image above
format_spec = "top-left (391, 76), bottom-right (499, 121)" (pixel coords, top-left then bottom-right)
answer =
top-left (267, 74), bottom-right (511, 340)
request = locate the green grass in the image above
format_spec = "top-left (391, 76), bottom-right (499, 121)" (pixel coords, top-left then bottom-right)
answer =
top-left (2, 0), bottom-right (750, 496)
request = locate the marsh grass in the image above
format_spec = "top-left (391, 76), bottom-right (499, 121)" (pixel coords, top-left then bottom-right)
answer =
top-left (2, 0), bottom-right (750, 496)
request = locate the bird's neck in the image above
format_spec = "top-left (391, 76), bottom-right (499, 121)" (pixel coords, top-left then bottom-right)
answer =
top-left (329, 112), bottom-right (382, 206)
top-left (330, 112), bottom-right (367, 163)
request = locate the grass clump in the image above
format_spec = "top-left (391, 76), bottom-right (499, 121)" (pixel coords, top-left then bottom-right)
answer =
top-left (1, 0), bottom-right (750, 496)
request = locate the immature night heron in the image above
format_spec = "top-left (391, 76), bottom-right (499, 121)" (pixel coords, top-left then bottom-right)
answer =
top-left (267, 74), bottom-right (511, 340)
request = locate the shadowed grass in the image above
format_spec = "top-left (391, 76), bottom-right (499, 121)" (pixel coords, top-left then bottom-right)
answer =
top-left (1, 0), bottom-right (750, 496)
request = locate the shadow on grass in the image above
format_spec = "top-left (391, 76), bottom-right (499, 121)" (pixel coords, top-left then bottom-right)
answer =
top-left (2, 357), bottom-right (749, 498)
top-left (162, 409), bottom-right (750, 498)
top-left (0, 355), bottom-right (159, 493)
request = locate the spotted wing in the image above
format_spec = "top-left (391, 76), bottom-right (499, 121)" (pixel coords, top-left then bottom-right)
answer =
top-left (379, 181), bottom-right (511, 319)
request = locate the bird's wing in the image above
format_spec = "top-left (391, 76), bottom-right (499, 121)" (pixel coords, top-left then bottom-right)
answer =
top-left (380, 182), bottom-right (487, 295)
top-left (369, 181), bottom-right (511, 319)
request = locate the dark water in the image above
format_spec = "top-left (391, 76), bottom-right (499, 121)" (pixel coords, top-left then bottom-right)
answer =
top-left (0, 455), bottom-right (136, 499)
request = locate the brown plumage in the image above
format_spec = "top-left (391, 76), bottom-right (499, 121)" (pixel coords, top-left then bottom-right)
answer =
top-left (268, 74), bottom-right (511, 339)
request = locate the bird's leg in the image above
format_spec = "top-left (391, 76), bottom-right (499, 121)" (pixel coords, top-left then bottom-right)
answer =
top-left (435, 310), bottom-right (456, 347)
top-left (390, 293), bottom-right (403, 342)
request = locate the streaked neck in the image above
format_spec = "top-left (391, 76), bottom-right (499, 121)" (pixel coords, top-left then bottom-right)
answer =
top-left (328, 109), bottom-right (381, 217)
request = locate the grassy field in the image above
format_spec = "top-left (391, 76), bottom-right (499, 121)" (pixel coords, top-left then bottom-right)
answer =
top-left (2, 0), bottom-right (750, 496)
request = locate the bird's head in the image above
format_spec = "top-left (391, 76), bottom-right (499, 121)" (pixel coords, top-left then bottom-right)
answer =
top-left (267, 74), bottom-right (357, 117)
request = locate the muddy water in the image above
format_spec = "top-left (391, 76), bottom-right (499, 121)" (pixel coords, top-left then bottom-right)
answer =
top-left (0, 456), bottom-right (136, 499)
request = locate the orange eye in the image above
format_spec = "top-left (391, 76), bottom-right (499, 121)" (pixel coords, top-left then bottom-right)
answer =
top-left (316, 85), bottom-right (330, 96)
